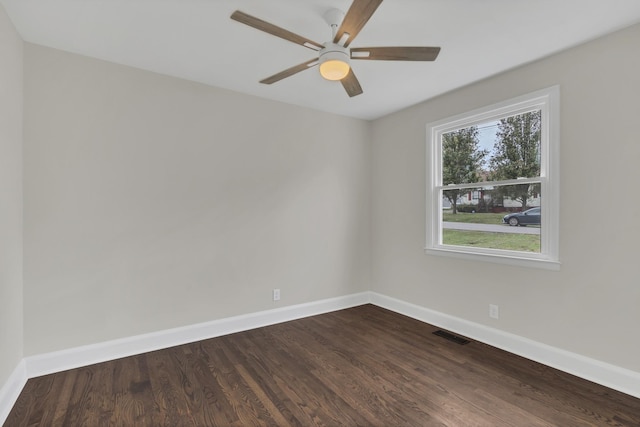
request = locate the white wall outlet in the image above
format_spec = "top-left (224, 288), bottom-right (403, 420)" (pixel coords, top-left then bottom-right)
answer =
top-left (489, 304), bottom-right (499, 319)
top-left (272, 288), bottom-right (280, 301)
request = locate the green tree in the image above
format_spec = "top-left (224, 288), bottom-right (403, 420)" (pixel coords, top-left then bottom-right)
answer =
top-left (489, 111), bottom-right (541, 209)
top-left (442, 127), bottom-right (487, 214)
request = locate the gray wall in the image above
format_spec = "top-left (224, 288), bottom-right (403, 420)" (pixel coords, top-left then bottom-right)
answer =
top-left (0, 4), bottom-right (23, 386)
top-left (23, 44), bottom-right (371, 355)
top-left (371, 23), bottom-right (640, 372)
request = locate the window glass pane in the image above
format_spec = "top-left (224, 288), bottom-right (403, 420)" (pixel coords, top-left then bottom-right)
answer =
top-left (441, 110), bottom-right (542, 187)
top-left (441, 184), bottom-right (541, 253)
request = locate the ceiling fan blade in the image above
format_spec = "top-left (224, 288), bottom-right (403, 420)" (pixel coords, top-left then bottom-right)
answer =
top-left (231, 11), bottom-right (324, 51)
top-left (333, 0), bottom-right (383, 48)
top-left (260, 59), bottom-right (319, 85)
top-left (340, 69), bottom-right (363, 97)
top-left (351, 46), bottom-right (441, 61)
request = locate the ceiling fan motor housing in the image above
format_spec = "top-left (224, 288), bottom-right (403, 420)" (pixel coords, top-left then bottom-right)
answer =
top-left (319, 42), bottom-right (350, 80)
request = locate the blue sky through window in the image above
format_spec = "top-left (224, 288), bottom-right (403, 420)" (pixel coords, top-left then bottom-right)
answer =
top-left (477, 120), bottom-right (498, 154)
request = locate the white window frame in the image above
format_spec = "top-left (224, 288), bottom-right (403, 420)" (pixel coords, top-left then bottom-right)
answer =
top-left (426, 86), bottom-right (560, 270)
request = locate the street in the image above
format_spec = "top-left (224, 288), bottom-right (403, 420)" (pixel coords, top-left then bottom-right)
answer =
top-left (442, 222), bottom-right (540, 235)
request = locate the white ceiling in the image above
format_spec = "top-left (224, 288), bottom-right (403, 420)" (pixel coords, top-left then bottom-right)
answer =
top-left (3, 0), bottom-right (640, 120)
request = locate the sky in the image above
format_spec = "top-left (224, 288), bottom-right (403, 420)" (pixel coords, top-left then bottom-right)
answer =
top-left (477, 120), bottom-right (499, 154)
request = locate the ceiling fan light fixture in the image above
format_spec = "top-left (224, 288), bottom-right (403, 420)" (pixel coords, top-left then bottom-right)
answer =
top-left (319, 44), bottom-right (350, 81)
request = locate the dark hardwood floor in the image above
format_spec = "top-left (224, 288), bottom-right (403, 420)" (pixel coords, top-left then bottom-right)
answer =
top-left (5, 304), bottom-right (640, 426)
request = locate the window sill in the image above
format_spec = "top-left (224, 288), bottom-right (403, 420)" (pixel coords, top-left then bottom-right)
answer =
top-left (425, 247), bottom-right (561, 271)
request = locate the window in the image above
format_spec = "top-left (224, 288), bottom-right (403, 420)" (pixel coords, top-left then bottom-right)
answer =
top-left (426, 86), bottom-right (560, 270)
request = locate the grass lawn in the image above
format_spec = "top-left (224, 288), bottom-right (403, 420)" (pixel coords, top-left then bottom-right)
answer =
top-left (443, 229), bottom-right (540, 252)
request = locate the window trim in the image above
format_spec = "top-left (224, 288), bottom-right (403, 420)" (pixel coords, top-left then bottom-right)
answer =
top-left (426, 86), bottom-right (560, 270)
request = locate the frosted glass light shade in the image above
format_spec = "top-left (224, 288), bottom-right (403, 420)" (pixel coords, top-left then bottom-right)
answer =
top-left (319, 47), bottom-right (350, 81)
top-left (320, 59), bottom-right (350, 80)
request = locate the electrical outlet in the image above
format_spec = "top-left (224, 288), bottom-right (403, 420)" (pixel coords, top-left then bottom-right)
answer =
top-left (489, 304), bottom-right (499, 319)
top-left (273, 289), bottom-right (281, 301)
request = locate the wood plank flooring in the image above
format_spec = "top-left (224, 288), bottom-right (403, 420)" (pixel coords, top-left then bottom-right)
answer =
top-left (5, 304), bottom-right (640, 426)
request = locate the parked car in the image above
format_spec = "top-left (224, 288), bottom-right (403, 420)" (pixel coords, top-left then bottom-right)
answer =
top-left (503, 207), bottom-right (540, 226)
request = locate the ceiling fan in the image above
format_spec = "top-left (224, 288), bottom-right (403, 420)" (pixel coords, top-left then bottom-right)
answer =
top-left (230, 0), bottom-right (441, 97)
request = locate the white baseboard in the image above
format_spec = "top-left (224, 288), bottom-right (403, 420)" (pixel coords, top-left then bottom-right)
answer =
top-left (25, 292), bottom-right (371, 379)
top-left (370, 292), bottom-right (640, 399)
top-left (0, 360), bottom-right (27, 425)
